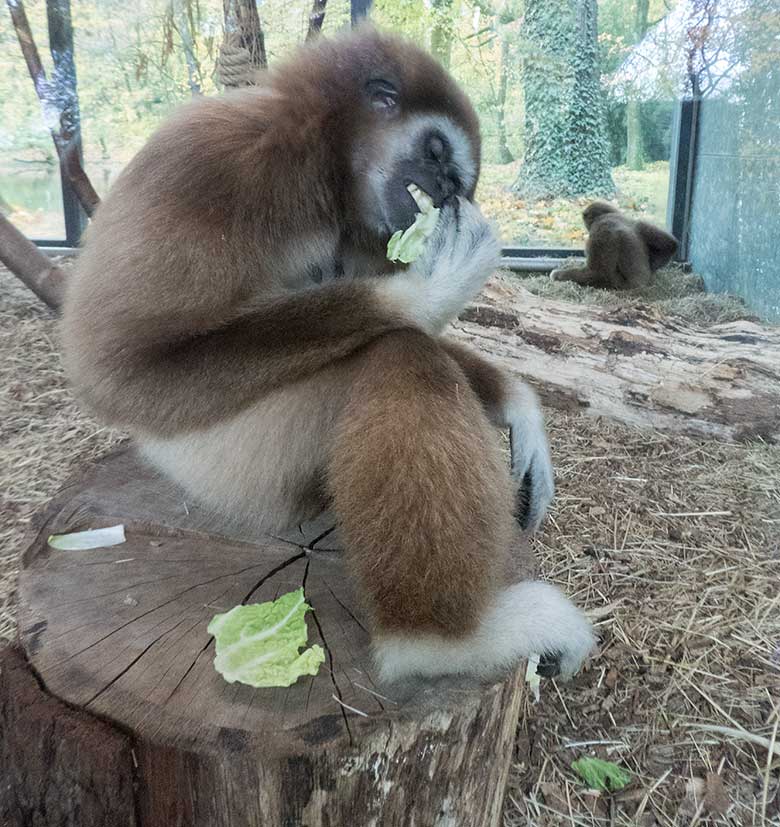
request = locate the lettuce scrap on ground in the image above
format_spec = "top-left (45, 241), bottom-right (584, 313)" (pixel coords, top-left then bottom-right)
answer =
top-left (48, 524), bottom-right (126, 550)
top-left (525, 653), bottom-right (542, 702)
top-left (207, 587), bottom-right (325, 688)
top-left (386, 184), bottom-right (440, 263)
top-left (572, 757), bottom-right (632, 792)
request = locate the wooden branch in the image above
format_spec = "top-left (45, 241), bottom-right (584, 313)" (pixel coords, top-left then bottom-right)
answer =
top-left (0, 214), bottom-right (65, 310)
top-left (0, 450), bottom-right (525, 825)
top-left (452, 275), bottom-right (780, 443)
top-left (306, 0), bottom-right (327, 40)
top-left (5, 0), bottom-right (100, 217)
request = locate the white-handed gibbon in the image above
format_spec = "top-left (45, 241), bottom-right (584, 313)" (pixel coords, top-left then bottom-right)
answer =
top-left (551, 201), bottom-right (678, 290)
top-left (61, 25), bottom-right (595, 684)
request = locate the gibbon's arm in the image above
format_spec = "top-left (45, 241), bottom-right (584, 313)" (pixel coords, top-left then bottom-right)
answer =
top-left (636, 221), bottom-right (679, 270)
top-left (72, 200), bottom-right (499, 436)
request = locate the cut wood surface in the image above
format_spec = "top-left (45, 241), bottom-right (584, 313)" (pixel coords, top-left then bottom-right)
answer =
top-left (1, 449), bottom-right (526, 827)
top-left (453, 275), bottom-right (780, 443)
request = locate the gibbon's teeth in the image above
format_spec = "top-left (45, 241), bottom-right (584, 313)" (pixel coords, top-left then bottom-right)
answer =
top-left (407, 183), bottom-right (434, 214)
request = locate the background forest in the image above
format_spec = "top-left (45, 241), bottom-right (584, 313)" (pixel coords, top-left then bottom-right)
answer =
top-left (0, 0), bottom-right (771, 246)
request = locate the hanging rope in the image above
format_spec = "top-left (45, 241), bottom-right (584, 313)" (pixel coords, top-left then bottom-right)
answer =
top-left (217, 33), bottom-right (256, 88)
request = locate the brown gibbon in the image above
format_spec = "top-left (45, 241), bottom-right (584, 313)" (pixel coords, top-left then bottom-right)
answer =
top-left (551, 201), bottom-right (678, 290)
top-left (61, 26), bottom-right (595, 684)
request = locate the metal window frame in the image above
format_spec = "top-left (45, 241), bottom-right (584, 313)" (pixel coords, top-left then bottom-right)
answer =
top-left (33, 0), bottom-right (696, 266)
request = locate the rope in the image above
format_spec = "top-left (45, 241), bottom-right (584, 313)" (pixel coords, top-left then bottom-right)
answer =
top-left (217, 35), bottom-right (257, 88)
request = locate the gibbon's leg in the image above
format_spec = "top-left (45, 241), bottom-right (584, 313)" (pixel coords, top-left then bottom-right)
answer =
top-left (549, 265), bottom-right (603, 286)
top-left (328, 329), bottom-right (595, 684)
top-left (439, 340), bottom-right (554, 532)
top-left (618, 235), bottom-right (653, 289)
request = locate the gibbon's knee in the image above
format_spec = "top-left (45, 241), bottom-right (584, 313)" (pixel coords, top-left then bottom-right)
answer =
top-left (327, 329), bottom-right (516, 640)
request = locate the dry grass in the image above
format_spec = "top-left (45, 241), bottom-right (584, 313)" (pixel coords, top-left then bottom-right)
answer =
top-left (0, 263), bottom-right (778, 825)
top-left (516, 264), bottom-right (759, 326)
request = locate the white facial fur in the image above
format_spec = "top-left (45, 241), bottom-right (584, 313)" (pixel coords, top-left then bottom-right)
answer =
top-left (360, 113), bottom-right (477, 234)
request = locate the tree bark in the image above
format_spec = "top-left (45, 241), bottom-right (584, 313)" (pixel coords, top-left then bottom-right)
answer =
top-left (453, 275), bottom-right (780, 443)
top-left (1, 449), bottom-right (527, 826)
top-left (497, 35), bottom-right (514, 163)
top-left (6, 0), bottom-right (100, 218)
top-left (306, 0), bottom-right (327, 41)
top-left (0, 214), bottom-right (66, 310)
top-left (514, 0), bottom-right (614, 198)
top-left (223, 0), bottom-right (267, 71)
top-left (172, 0), bottom-right (203, 95)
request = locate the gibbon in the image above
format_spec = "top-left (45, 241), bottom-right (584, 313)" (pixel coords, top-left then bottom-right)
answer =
top-left (61, 26), bottom-right (595, 683)
top-left (551, 201), bottom-right (678, 290)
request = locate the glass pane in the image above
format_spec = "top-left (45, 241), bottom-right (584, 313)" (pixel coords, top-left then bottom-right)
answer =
top-left (373, 0), bottom-right (678, 249)
top-left (66, 0), bottom-right (351, 201)
top-left (0, 0), bottom-right (66, 239)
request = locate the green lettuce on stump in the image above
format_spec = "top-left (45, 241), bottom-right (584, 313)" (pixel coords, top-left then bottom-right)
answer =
top-left (208, 587), bottom-right (325, 688)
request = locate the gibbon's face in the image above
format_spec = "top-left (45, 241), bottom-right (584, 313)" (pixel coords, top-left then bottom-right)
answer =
top-left (342, 31), bottom-right (481, 238)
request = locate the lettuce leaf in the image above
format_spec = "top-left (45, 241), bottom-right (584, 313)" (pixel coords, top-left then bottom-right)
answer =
top-left (48, 524), bottom-right (126, 550)
top-left (572, 757), bottom-right (632, 792)
top-left (207, 587), bottom-right (325, 688)
top-left (386, 184), bottom-right (440, 264)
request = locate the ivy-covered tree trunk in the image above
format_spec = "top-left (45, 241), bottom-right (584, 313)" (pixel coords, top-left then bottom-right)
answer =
top-left (514, 0), bottom-right (614, 199)
top-left (626, 0), bottom-right (649, 170)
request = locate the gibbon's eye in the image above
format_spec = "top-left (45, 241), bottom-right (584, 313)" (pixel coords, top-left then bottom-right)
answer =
top-left (365, 79), bottom-right (399, 114)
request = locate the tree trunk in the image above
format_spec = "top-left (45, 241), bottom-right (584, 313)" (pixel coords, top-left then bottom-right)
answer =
top-left (172, 0), bottom-right (202, 95)
top-left (306, 0), bottom-right (327, 41)
top-left (453, 275), bottom-right (780, 443)
top-left (497, 35), bottom-right (514, 164)
top-left (218, 0), bottom-right (267, 89)
top-left (430, 0), bottom-right (454, 68)
top-left (0, 214), bottom-right (66, 310)
top-left (626, 100), bottom-right (644, 170)
top-left (6, 0), bottom-right (100, 217)
top-left (0, 450), bottom-right (527, 826)
top-left (514, 0), bottom-right (614, 198)
top-left (625, 0), bottom-right (649, 171)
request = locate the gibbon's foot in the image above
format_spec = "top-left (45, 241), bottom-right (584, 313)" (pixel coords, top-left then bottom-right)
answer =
top-left (549, 268), bottom-right (569, 282)
top-left (374, 581), bottom-right (596, 684)
top-left (391, 197), bottom-right (501, 335)
top-left (506, 387), bottom-right (555, 533)
top-left (536, 650), bottom-right (563, 678)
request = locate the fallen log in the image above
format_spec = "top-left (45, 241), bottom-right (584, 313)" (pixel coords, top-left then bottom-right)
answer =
top-left (453, 275), bottom-right (780, 443)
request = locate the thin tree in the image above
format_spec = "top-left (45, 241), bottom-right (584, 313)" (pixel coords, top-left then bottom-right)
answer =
top-left (306, 0), bottom-right (327, 41)
top-left (626, 0), bottom-right (649, 170)
top-left (5, 0), bottom-right (100, 216)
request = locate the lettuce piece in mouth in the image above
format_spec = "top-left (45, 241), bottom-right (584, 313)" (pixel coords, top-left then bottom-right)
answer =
top-left (207, 587), bottom-right (325, 688)
top-left (386, 184), bottom-right (440, 264)
top-left (48, 524), bottom-right (126, 550)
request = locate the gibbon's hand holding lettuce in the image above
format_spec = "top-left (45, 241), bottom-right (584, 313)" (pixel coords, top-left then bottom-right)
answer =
top-left (386, 184), bottom-right (440, 263)
top-left (208, 588), bottom-right (325, 688)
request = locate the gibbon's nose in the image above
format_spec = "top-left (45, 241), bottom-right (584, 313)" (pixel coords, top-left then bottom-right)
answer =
top-left (424, 131), bottom-right (449, 162)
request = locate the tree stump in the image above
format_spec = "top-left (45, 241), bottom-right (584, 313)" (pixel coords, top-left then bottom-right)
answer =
top-left (0, 449), bottom-right (527, 827)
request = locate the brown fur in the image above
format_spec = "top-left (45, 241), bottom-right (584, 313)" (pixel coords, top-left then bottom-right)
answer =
top-left (329, 330), bottom-right (516, 637)
top-left (60, 27), bottom-right (523, 643)
top-left (551, 201), bottom-right (678, 290)
top-left (61, 25), bottom-right (480, 436)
